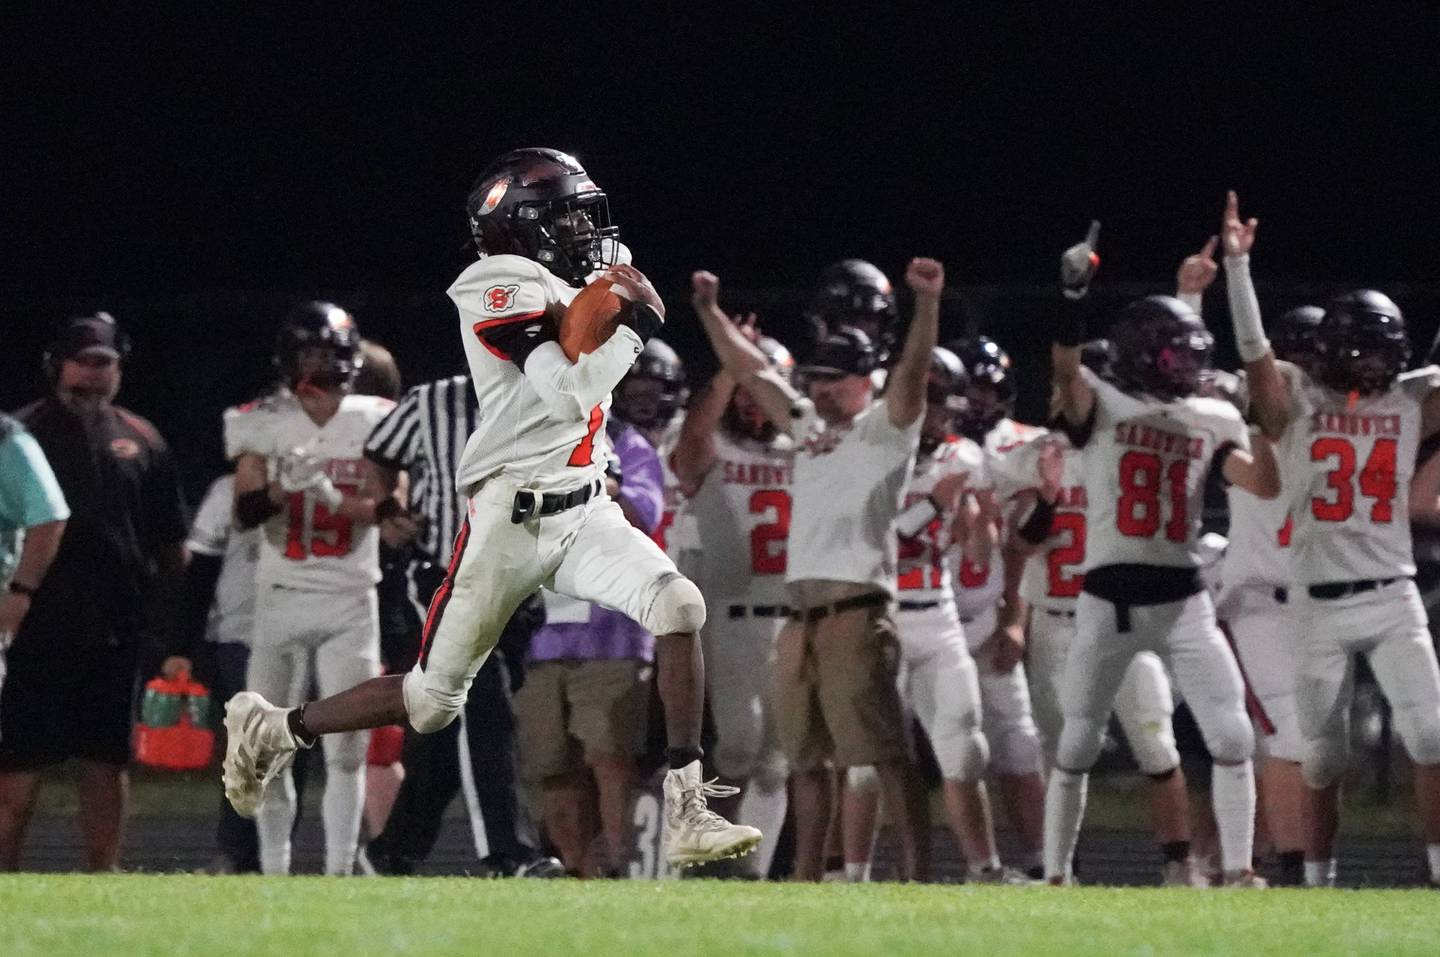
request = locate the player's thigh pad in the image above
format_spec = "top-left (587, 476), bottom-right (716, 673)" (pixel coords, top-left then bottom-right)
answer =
top-left (1294, 595), bottom-right (1359, 786)
top-left (1055, 594), bottom-right (1144, 771)
top-left (552, 499), bottom-right (704, 635)
top-left (1025, 610), bottom-right (1075, 754)
top-left (907, 642), bottom-right (989, 781)
top-left (1113, 651), bottom-right (1179, 774)
top-left (406, 493), bottom-right (546, 733)
top-left (1367, 583), bottom-right (1440, 766)
top-left (1158, 593), bottom-right (1253, 764)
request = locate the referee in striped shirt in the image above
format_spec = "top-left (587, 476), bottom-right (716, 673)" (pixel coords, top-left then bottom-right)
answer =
top-left (362, 374), bottom-right (560, 877)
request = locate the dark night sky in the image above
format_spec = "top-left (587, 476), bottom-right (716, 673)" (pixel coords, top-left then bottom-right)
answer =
top-left (3, 3), bottom-right (1438, 488)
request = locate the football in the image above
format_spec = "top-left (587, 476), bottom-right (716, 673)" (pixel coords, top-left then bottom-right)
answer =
top-left (559, 277), bottom-right (633, 361)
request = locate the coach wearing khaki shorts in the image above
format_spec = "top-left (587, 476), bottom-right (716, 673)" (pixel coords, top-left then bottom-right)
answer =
top-left (692, 257), bottom-right (944, 881)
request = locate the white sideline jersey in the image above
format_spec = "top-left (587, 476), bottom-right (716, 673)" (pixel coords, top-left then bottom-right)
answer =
top-left (786, 397), bottom-right (920, 595)
top-left (186, 474), bottom-right (261, 646)
top-left (1284, 363), bottom-right (1440, 585)
top-left (896, 437), bottom-right (983, 604)
top-left (1076, 366), bottom-right (1249, 570)
top-left (449, 253), bottom-right (643, 495)
top-left (1011, 437), bottom-right (1091, 613)
top-left (652, 415), bottom-right (697, 559)
top-left (1221, 365), bottom-right (1305, 589)
top-left (686, 430), bottom-right (796, 605)
top-left (953, 418), bottom-right (1039, 619)
top-left (224, 392), bottom-right (393, 592)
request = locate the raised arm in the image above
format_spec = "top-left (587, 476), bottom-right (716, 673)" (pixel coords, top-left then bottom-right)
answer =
top-left (670, 367), bottom-right (737, 497)
top-left (885, 258), bottom-right (944, 428)
top-left (1053, 221), bottom-right (1101, 431)
top-left (692, 271), bottom-right (805, 432)
top-left (1221, 430), bottom-right (1281, 500)
top-left (1175, 236), bottom-right (1219, 315)
top-left (1221, 190), bottom-right (1291, 440)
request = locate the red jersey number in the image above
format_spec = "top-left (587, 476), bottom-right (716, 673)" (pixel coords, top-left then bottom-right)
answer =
top-left (958, 558), bottom-right (990, 589)
top-left (749, 489), bottom-right (791, 575)
top-left (567, 405), bottom-right (604, 467)
top-left (1310, 437), bottom-right (1397, 524)
top-left (898, 517), bottom-right (946, 592)
top-left (1046, 511), bottom-right (1086, 598)
top-left (284, 484), bottom-right (356, 560)
top-left (1115, 451), bottom-right (1189, 543)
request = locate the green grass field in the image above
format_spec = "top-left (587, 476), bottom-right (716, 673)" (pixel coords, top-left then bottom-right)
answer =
top-left (1, 876), bottom-right (1437, 957)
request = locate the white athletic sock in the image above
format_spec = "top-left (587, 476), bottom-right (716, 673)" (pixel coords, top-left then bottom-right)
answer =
top-left (1211, 761), bottom-right (1256, 875)
top-left (257, 770), bottom-right (298, 875)
top-left (843, 861), bottom-right (872, 883)
top-left (322, 747), bottom-right (367, 876)
top-left (1304, 858), bottom-right (1337, 888)
top-left (738, 778), bottom-right (789, 878)
top-left (1427, 844), bottom-right (1440, 883)
top-left (1043, 769), bottom-right (1088, 881)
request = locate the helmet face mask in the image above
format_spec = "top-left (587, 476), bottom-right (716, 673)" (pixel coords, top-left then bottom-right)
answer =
top-left (613, 338), bottom-right (686, 431)
top-left (1316, 291), bottom-right (1409, 397)
top-left (1272, 305), bottom-right (1325, 375)
top-left (467, 149), bottom-right (620, 286)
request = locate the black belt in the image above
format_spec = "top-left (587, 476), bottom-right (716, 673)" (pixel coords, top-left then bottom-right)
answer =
top-left (511, 479), bottom-right (602, 524)
top-left (1308, 577), bottom-right (1402, 601)
top-left (898, 599), bottom-right (943, 612)
top-left (1044, 608), bottom-right (1077, 619)
top-left (1273, 587), bottom-right (1288, 605)
top-left (728, 604), bottom-right (792, 620)
top-left (791, 592), bottom-right (889, 624)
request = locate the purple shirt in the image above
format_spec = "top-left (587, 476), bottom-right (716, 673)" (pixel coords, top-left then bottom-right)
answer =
top-left (530, 421), bottom-right (663, 662)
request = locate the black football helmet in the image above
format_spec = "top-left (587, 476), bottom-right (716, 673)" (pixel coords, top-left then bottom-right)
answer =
top-left (1272, 305), bottom-right (1325, 373)
top-left (613, 338), bottom-right (687, 431)
top-left (275, 301), bottom-right (362, 393)
top-left (465, 148), bottom-right (619, 286)
top-left (920, 346), bottom-right (969, 453)
top-left (1315, 290), bottom-right (1410, 396)
top-left (1109, 296), bottom-right (1213, 401)
top-left (949, 336), bottom-right (1015, 441)
top-left (795, 327), bottom-right (879, 385)
top-left (804, 259), bottom-right (899, 361)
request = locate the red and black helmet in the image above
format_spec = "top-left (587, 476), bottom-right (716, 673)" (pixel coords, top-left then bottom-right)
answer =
top-left (465, 148), bottom-right (619, 286)
top-left (1110, 296), bottom-right (1213, 401)
top-left (804, 259), bottom-right (899, 361)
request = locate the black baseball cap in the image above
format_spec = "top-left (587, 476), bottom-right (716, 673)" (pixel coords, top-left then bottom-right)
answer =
top-left (52, 313), bottom-right (125, 361)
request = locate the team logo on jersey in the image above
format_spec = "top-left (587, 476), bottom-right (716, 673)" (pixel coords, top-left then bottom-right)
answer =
top-left (484, 284), bottom-right (521, 313)
top-left (478, 177), bottom-right (510, 216)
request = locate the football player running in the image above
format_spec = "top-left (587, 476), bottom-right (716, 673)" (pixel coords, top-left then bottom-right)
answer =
top-left (225, 303), bottom-right (396, 874)
top-left (223, 148), bottom-right (759, 869)
top-left (1044, 222), bottom-right (1280, 888)
top-left (1222, 190), bottom-right (1440, 888)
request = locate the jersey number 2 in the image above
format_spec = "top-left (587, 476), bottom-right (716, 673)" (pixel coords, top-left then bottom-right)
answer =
top-left (749, 489), bottom-right (791, 574)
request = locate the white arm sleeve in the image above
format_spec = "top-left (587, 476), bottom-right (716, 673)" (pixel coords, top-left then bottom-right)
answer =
top-left (1224, 254), bottom-right (1270, 363)
top-left (894, 496), bottom-right (940, 539)
top-left (523, 327), bottom-right (644, 419)
top-left (1177, 291), bottom-right (1203, 316)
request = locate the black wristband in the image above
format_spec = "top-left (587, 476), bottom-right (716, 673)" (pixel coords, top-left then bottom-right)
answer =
top-left (8, 580), bottom-right (38, 598)
top-left (620, 302), bottom-right (664, 344)
top-left (236, 488), bottom-right (283, 528)
top-left (1017, 497), bottom-right (1059, 545)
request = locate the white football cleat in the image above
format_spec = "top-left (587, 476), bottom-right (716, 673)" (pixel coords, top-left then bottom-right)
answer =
top-left (1222, 869), bottom-right (1269, 889)
top-left (1162, 859), bottom-right (1207, 888)
top-left (663, 761), bottom-right (762, 868)
top-left (222, 691), bottom-right (306, 819)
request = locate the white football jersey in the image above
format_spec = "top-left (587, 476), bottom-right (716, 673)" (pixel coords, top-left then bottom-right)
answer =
top-left (1220, 365), bottom-right (1303, 589)
top-left (1285, 364), bottom-right (1440, 585)
top-left (651, 415), bottom-right (698, 560)
top-left (1076, 366), bottom-right (1249, 570)
top-left (786, 397), bottom-right (920, 595)
top-left (449, 254), bottom-right (644, 495)
top-left (1014, 437), bottom-right (1091, 612)
top-left (953, 418), bottom-right (1040, 619)
top-left (224, 391), bottom-right (393, 592)
top-left (896, 437), bottom-right (983, 604)
top-left (186, 474), bottom-right (260, 646)
top-left (686, 430), bottom-right (796, 605)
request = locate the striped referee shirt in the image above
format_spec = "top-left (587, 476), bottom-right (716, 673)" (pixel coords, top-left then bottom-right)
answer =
top-left (364, 375), bottom-right (478, 564)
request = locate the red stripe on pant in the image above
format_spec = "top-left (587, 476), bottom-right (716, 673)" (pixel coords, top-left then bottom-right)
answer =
top-left (1217, 619), bottom-right (1277, 737)
top-left (419, 517), bottom-right (470, 668)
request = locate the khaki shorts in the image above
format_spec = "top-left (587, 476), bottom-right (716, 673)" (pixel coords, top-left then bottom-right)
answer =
top-left (514, 658), bottom-right (652, 782)
top-left (776, 602), bottom-right (906, 771)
